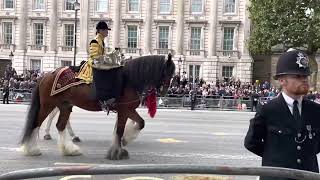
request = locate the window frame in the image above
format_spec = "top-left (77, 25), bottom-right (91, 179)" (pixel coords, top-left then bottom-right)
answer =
top-left (190, 0), bottom-right (204, 15)
top-left (158, 0), bottom-right (171, 15)
top-left (61, 60), bottom-right (72, 67)
top-left (222, 26), bottom-right (235, 55)
top-left (33, 23), bottom-right (44, 46)
top-left (127, 0), bottom-right (139, 13)
top-left (30, 59), bottom-right (42, 72)
top-left (223, 0), bottom-right (237, 15)
top-left (3, 0), bottom-right (14, 9)
top-left (33, 0), bottom-right (45, 11)
top-left (64, 0), bottom-right (75, 11)
top-left (188, 64), bottom-right (201, 83)
top-left (222, 65), bottom-right (234, 78)
top-left (63, 23), bottom-right (75, 47)
top-left (2, 21), bottom-right (13, 45)
top-left (95, 0), bottom-right (108, 13)
top-left (158, 26), bottom-right (170, 50)
top-left (126, 24), bottom-right (139, 53)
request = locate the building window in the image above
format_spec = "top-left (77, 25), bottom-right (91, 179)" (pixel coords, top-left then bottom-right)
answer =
top-left (191, 0), bottom-right (202, 14)
top-left (4, 0), bottom-right (13, 9)
top-left (96, 0), bottom-right (108, 12)
top-left (158, 26), bottom-right (169, 54)
top-left (3, 22), bottom-right (12, 44)
top-left (159, 0), bottom-right (170, 14)
top-left (61, 60), bottom-right (72, 67)
top-left (127, 25), bottom-right (138, 53)
top-left (190, 27), bottom-right (201, 55)
top-left (189, 65), bottom-right (201, 83)
top-left (64, 24), bottom-right (74, 47)
top-left (128, 0), bottom-right (139, 12)
top-left (222, 66), bottom-right (233, 78)
top-left (223, 27), bottom-right (234, 56)
top-left (34, 23), bottom-right (44, 46)
top-left (34, 0), bottom-right (45, 10)
top-left (224, 0), bottom-right (235, 14)
top-left (30, 59), bottom-right (41, 71)
top-left (65, 0), bottom-right (74, 10)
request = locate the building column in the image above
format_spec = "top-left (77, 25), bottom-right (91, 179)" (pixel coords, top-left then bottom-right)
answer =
top-left (176, 0), bottom-right (185, 55)
top-left (49, 0), bottom-right (57, 52)
top-left (15, 0), bottom-right (28, 74)
top-left (42, 0), bottom-right (58, 71)
top-left (113, 0), bottom-right (121, 48)
top-left (144, 0), bottom-right (153, 55)
top-left (79, 0), bottom-right (89, 53)
top-left (76, 0), bottom-right (89, 63)
top-left (239, 0), bottom-right (253, 83)
top-left (208, 0), bottom-right (218, 57)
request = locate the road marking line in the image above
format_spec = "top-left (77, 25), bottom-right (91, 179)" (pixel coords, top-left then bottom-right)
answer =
top-left (156, 138), bottom-right (187, 143)
top-left (122, 177), bottom-right (164, 180)
top-left (0, 147), bottom-right (22, 152)
top-left (54, 162), bottom-right (106, 166)
top-left (60, 175), bottom-right (91, 180)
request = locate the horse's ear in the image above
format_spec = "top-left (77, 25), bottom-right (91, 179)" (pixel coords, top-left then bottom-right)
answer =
top-left (166, 53), bottom-right (172, 63)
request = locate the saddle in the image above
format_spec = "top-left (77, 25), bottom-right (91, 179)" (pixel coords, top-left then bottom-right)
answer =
top-left (50, 67), bottom-right (86, 96)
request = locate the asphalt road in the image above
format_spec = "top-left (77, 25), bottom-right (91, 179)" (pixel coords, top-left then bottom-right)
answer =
top-left (0, 104), bottom-right (260, 180)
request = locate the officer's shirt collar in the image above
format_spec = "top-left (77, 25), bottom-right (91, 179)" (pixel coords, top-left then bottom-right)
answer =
top-left (282, 92), bottom-right (302, 115)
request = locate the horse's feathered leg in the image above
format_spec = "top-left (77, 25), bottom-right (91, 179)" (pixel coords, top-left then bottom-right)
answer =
top-left (44, 107), bottom-right (59, 140)
top-left (106, 112), bottom-right (129, 160)
top-left (56, 104), bottom-right (81, 156)
top-left (122, 110), bottom-right (145, 146)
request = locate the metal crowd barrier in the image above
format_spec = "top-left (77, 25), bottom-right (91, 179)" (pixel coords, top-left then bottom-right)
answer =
top-left (1, 164), bottom-right (320, 180)
top-left (157, 95), bottom-right (253, 110)
top-left (0, 88), bottom-right (32, 103)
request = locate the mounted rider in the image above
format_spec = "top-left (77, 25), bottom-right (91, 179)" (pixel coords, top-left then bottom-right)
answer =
top-left (77, 21), bottom-right (122, 112)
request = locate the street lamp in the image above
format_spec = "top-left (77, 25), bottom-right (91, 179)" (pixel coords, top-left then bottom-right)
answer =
top-left (178, 56), bottom-right (182, 76)
top-left (9, 51), bottom-right (14, 66)
top-left (73, 0), bottom-right (80, 66)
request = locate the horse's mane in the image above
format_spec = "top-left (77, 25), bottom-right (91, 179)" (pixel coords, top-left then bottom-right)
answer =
top-left (123, 55), bottom-right (171, 92)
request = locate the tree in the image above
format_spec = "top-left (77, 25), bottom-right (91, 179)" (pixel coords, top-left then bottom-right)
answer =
top-left (248, 0), bottom-right (320, 89)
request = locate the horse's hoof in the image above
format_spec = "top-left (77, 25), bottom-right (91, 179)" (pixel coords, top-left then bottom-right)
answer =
top-left (60, 143), bottom-right (82, 156)
top-left (72, 136), bottom-right (81, 142)
top-left (21, 145), bottom-right (42, 156)
top-left (44, 134), bottom-right (52, 140)
top-left (106, 147), bottom-right (129, 160)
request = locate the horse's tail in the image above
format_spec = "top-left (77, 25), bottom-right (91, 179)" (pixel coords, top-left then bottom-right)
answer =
top-left (20, 82), bottom-right (41, 144)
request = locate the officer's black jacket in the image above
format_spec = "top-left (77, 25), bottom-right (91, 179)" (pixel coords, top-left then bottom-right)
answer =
top-left (244, 93), bottom-right (320, 180)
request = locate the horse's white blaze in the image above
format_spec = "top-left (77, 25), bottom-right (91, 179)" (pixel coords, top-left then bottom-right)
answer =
top-left (21, 127), bottom-right (41, 156)
top-left (123, 121), bottom-right (140, 146)
top-left (58, 129), bottom-right (81, 156)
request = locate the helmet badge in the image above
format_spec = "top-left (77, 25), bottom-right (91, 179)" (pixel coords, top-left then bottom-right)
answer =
top-left (296, 52), bottom-right (309, 69)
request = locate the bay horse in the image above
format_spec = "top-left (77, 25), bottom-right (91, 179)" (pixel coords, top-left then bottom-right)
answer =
top-left (20, 54), bottom-right (175, 160)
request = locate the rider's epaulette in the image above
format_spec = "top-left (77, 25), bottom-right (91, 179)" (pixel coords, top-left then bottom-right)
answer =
top-left (90, 39), bottom-right (98, 45)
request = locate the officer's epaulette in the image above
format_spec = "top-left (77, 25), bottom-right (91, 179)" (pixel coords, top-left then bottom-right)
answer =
top-left (90, 39), bottom-right (98, 45)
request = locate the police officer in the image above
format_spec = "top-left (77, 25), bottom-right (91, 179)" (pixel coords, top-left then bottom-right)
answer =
top-left (244, 49), bottom-right (320, 180)
top-left (77, 21), bottom-right (115, 112)
top-left (189, 88), bottom-right (197, 110)
top-left (2, 80), bottom-right (9, 104)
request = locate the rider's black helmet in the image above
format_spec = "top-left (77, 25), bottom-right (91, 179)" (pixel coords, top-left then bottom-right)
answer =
top-left (96, 21), bottom-right (111, 30)
top-left (274, 49), bottom-right (311, 79)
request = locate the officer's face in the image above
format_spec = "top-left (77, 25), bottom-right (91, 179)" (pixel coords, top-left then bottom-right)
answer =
top-left (100, 29), bottom-right (109, 37)
top-left (279, 74), bottom-right (309, 96)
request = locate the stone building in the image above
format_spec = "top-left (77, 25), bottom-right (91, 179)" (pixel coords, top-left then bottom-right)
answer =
top-left (0, 0), bottom-right (252, 83)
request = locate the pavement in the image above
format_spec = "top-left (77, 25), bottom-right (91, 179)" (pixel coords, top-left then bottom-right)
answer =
top-left (0, 104), bottom-right (261, 180)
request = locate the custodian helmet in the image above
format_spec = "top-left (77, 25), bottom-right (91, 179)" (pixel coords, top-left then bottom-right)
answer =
top-left (96, 21), bottom-right (111, 30)
top-left (274, 49), bottom-right (311, 79)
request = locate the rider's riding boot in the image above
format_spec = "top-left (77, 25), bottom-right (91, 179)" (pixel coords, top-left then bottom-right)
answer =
top-left (99, 98), bottom-right (116, 113)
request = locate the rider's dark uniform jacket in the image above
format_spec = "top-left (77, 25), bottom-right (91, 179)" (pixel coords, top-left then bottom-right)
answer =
top-left (244, 93), bottom-right (320, 180)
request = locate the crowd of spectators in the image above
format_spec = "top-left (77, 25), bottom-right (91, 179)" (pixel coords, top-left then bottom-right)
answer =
top-left (167, 73), bottom-right (282, 100)
top-left (0, 65), bottom-right (40, 92)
